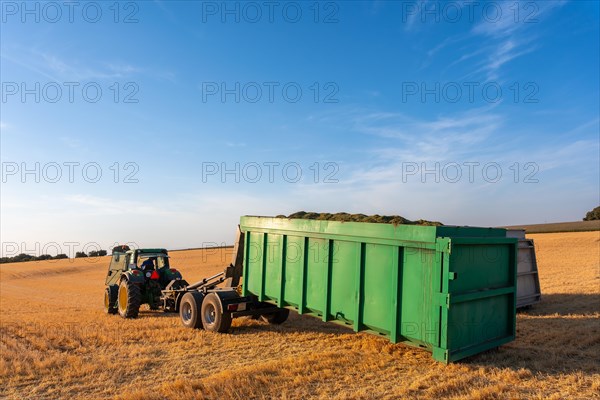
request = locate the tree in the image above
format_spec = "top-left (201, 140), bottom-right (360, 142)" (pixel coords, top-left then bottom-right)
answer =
top-left (0, 253), bottom-right (68, 263)
top-left (14, 253), bottom-right (35, 262)
top-left (75, 252), bottom-right (88, 258)
top-left (0, 254), bottom-right (35, 263)
top-left (583, 206), bottom-right (600, 221)
top-left (88, 250), bottom-right (108, 257)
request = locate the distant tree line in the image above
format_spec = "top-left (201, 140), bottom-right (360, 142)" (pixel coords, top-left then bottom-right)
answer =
top-left (583, 206), bottom-right (600, 221)
top-left (0, 249), bottom-right (107, 264)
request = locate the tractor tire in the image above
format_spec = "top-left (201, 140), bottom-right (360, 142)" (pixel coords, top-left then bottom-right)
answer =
top-left (261, 308), bottom-right (290, 324)
top-left (179, 292), bottom-right (204, 329)
top-left (104, 285), bottom-right (118, 314)
top-left (201, 293), bottom-right (232, 333)
top-left (117, 279), bottom-right (141, 318)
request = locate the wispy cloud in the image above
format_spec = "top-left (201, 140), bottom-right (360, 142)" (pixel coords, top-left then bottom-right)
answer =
top-left (308, 105), bottom-right (597, 193)
top-left (403, 0), bottom-right (432, 31)
top-left (37, 52), bottom-right (140, 81)
top-left (472, 1), bottom-right (568, 38)
top-left (350, 107), bottom-right (502, 161)
top-left (287, 106), bottom-right (597, 226)
top-left (1, 52), bottom-right (60, 81)
top-left (225, 141), bottom-right (246, 148)
top-left (65, 194), bottom-right (170, 216)
top-left (469, 1), bottom-right (567, 81)
top-left (421, 1), bottom-right (568, 81)
top-left (59, 137), bottom-right (83, 150)
top-left (564, 118), bottom-right (600, 136)
top-left (1, 48), bottom-right (140, 82)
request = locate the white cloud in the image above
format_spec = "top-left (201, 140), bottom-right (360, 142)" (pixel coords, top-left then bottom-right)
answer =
top-left (64, 194), bottom-right (171, 216)
top-left (294, 106), bottom-right (598, 226)
top-left (471, 1), bottom-right (567, 38)
top-left (422, 1), bottom-right (567, 82)
top-left (37, 52), bottom-right (140, 81)
top-left (350, 107), bottom-right (502, 162)
top-left (2, 49), bottom-right (140, 82)
top-left (225, 141), bottom-right (246, 148)
top-left (469, 1), bottom-right (566, 81)
top-left (59, 136), bottom-right (82, 149)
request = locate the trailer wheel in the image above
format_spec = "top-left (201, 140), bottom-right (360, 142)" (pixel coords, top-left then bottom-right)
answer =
top-left (104, 285), bottom-right (118, 314)
top-left (179, 292), bottom-right (204, 329)
top-left (201, 293), bottom-right (232, 333)
top-left (261, 308), bottom-right (290, 324)
top-left (117, 279), bottom-right (141, 318)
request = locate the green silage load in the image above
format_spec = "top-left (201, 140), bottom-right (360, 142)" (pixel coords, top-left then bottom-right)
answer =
top-left (275, 211), bottom-right (442, 226)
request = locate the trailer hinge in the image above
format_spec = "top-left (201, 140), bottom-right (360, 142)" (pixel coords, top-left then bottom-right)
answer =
top-left (436, 293), bottom-right (451, 308)
top-left (436, 239), bottom-right (452, 254)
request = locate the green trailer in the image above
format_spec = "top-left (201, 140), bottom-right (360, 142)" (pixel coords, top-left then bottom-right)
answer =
top-left (239, 216), bottom-right (518, 363)
top-left (176, 216), bottom-right (518, 363)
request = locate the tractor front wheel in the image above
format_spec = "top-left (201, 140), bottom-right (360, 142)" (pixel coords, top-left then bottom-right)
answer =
top-left (104, 285), bottom-right (118, 314)
top-left (118, 279), bottom-right (141, 318)
top-left (201, 293), bottom-right (232, 333)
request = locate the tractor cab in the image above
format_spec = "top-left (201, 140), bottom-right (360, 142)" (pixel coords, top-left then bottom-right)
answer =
top-left (135, 251), bottom-right (177, 288)
top-left (127, 249), bottom-right (168, 269)
top-left (104, 246), bottom-right (187, 317)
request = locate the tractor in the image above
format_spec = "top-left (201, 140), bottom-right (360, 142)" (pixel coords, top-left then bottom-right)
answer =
top-left (103, 233), bottom-right (290, 330)
top-left (104, 245), bottom-right (188, 318)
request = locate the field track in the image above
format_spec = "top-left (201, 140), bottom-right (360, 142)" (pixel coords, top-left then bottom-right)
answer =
top-left (504, 220), bottom-right (600, 234)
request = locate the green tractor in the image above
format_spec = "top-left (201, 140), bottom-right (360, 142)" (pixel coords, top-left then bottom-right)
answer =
top-left (104, 245), bottom-right (187, 318)
top-left (103, 230), bottom-right (290, 331)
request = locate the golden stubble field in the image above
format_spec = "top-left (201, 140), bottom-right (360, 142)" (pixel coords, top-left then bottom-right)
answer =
top-left (1, 232), bottom-right (599, 399)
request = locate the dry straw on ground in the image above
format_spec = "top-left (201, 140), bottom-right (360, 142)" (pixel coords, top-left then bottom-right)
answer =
top-left (1, 231), bottom-right (599, 399)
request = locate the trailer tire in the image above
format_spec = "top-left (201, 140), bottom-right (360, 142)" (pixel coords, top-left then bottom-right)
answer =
top-left (261, 308), bottom-right (289, 324)
top-left (104, 285), bottom-right (118, 314)
top-left (118, 279), bottom-right (141, 318)
top-left (179, 292), bottom-right (204, 329)
top-left (201, 293), bottom-right (232, 333)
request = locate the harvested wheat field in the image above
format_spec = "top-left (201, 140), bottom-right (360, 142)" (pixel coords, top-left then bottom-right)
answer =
top-left (1, 231), bottom-right (599, 400)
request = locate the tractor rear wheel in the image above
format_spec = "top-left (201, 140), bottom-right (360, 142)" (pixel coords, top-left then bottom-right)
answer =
top-left (261, 308), bottom-right (290, 324)
top-left (118, 279), bottom-right (141, 318)
top-left (104, 285), bottom-right (118, 314)
top-left (201, 293), bottom-right (232, 333)
top-left (179, 292), bottom-right (204, 329)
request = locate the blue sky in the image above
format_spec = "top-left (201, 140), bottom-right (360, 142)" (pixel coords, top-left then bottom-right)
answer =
top-left (1, 0), bottom-right (599, 254)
